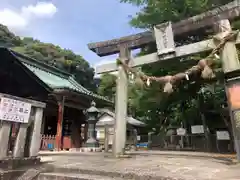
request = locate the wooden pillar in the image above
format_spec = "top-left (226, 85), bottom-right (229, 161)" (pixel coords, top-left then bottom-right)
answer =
top-left (70, 119), bottom-right (81, 149)
top-left (55, 97), bottom-right (65, 151)
top-left (84, 123), bottom-right (88, 144)
top-left (13, 123), bottom-right (28, 158)
top-left (113, 46), bottom-right (130, 157)
top-left (0, 121), bottom-right (11, 159)
top-left (216, 19), bottom-right (240, 161)
top-left (41, 114), bottom-right (46, 134)
top-left (104, 125), bottom-right (109, 152)
top-left (29, 107), bottom-right (44, 157)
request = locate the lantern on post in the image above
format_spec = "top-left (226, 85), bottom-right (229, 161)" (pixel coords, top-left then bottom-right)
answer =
top-left (86, 101), bottom-right (100, 147)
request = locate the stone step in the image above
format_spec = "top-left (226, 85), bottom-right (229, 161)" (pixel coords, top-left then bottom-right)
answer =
top-left (43, 165), bottom-right (180, 180)
top-left (37, 172), bottom-right (127, 180)
top-left (17, 168), bottom-right (42, 180)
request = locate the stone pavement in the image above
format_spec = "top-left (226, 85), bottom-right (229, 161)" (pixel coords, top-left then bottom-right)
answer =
top-left (38, 151), bottom-right (240, 180)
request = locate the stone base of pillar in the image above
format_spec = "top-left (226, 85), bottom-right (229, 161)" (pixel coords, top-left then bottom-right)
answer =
top-left (0, 157), bottom-right (42, 180)
top-left (69, 147), bottom-right (102, 152)
top-left (86, 138), bottom-right (99, 148)
top-left (69, 148), bottom-right (81, 152)
top-left (0, 157), bottom-right (40, 170)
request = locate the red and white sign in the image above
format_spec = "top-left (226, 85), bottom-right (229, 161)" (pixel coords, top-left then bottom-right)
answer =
top-left (0, 97), bottom-right (31, 123)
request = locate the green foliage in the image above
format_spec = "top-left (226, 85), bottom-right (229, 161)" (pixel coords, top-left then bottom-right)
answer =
top-left (0, 24), bottom-right (22, 47)
top-left (98, 73), bottom-right (117, 101)
top-left (122, 0), bottom-right (232, 29)
top-left (0, 24), bottom-right (95, 90)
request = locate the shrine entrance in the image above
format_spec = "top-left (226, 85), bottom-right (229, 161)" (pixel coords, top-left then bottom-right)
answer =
top-left (89, 0), bottom-right (240, 160)
top-left (44, 115), bottom-right (58, 136)
top-left (41, 106), bottom-right (86, 150)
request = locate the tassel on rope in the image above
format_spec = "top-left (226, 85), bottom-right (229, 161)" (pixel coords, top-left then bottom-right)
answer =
top-left (146, 78), bottom-right (151, 86)
top-left (185, 73), bottom-right (189, 80)
top-left (163, 82), bottom-right (173, 93)
top-left (198, 59), bottom-right (215, 79)
top-left (163, 76), bottom-right (173, 93)
top-left (214, 54), bottom-right (220, 60)
top-left (202, 66), bottom-right (215, 79)
top-left (129, 72), bottom-right (135, 81)
top-left (135, 73), bottom-right (144, 87)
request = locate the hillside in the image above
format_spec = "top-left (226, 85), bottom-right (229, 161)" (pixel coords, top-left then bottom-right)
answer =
top-left (0, 24), bottom-right (96, 91)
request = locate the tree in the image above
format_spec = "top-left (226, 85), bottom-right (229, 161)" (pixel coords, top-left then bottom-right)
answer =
top-left (121, 0), bottom-right (232, 29)
top-left (98, 73), bottom-right (117, 101)
top-left (100, 0), bottom-right (236, 135)
top-left (0, 24), bottom-right (96, 90)
top-left (0, 24), bottom-right (22, 47)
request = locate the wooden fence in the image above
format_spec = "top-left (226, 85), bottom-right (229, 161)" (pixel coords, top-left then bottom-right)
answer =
top-left (40, 135), bottom-right (56, 150)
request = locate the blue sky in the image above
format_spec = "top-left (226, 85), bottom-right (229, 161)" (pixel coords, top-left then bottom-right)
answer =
top-left (0, 0), bottom-right (142, 67)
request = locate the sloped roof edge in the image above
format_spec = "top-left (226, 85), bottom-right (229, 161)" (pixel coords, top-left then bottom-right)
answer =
top-left (1, 47), bottom-right (112, 103)
top-left (98, 108), bottom-right (145, 127)
top-left (9, 49), bottom-right (71, 78)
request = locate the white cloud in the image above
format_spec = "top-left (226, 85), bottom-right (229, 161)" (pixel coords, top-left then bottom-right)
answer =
top-left (0, 2), bottom-right (57, 32)
top-left (21, 2), bottom-right (57, 18)
top-left (0, 9), bottom-right (27, 29)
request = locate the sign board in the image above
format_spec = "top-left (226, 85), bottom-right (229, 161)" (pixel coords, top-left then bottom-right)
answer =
top-left (154, 21), bottom-right (175, 56)
top-left (96, 130), bottom-right (100, 139)
top-left (0, 97), bottom-right (31, 123)
top-left (191, 125), bottom-right (204, 134)
top-left (177, 128), bottom-right (186, 136)
top-left (228, 84), bottom-right (240, 110)
top-left (136, 143), bottom-right (148, 148)
top-left (216, 131), bottom-right (230, 140)
top-left (137, 135), bottom-right (141, 141)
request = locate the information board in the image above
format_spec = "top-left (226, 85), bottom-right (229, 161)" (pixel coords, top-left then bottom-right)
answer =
top-left (191, 125), bottom-right (204, 134)
top-left (0, 97), bottom-right (31, 123)
top-left (216, 131), bottom-right (230, 140)
top-left (177, 128), bottom-right (186, 136)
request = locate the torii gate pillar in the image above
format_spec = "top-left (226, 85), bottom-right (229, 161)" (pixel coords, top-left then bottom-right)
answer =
top-left (113, 46), bottom-right (130, 157)
top-left (216, 19), bottom-right (240, 161)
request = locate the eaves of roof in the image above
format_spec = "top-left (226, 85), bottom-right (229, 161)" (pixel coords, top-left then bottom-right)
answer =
top-left (6, 48), bottom-right (112, 103)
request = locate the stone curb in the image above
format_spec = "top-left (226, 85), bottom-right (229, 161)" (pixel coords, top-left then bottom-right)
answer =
top-left (70, 147), bottom-right (102, 152)
top-left (37, 174), bottom-right (90, 180)
top-left (43, 165), bottom-right (184, 180)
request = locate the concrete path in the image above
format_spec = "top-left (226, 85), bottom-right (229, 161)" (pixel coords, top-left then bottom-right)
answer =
top-left (39, 150), bottom-right (236, 158)
top-left (39, 151), bottom-right (240, 180)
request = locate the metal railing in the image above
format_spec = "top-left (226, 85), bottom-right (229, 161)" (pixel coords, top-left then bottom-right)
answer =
top-left (138, 134), bottom-right (233, 153)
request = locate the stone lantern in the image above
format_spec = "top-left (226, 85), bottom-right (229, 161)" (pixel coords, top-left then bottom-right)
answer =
top-left (86, 101), bottom-right (100, 147)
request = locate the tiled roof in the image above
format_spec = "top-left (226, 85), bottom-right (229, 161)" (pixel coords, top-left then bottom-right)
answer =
top-left (97, 108), bottom-right (145, 127)
top-left (8, 49), bottom-right (112, 103)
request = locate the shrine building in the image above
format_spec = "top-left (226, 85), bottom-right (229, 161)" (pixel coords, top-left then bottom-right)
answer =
top-left (0, 47), bottom-right (112, 151)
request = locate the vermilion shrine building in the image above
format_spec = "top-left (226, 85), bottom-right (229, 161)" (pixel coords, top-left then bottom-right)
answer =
top-left (0, 47), bottom-right (112, 151)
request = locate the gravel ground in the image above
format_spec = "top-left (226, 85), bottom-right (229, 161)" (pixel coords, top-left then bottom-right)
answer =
top-left (39, 151), bottom-right (240, 180)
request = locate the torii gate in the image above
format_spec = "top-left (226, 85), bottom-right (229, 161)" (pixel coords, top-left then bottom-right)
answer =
top-left (88, 0), bottom-right (240, 159)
